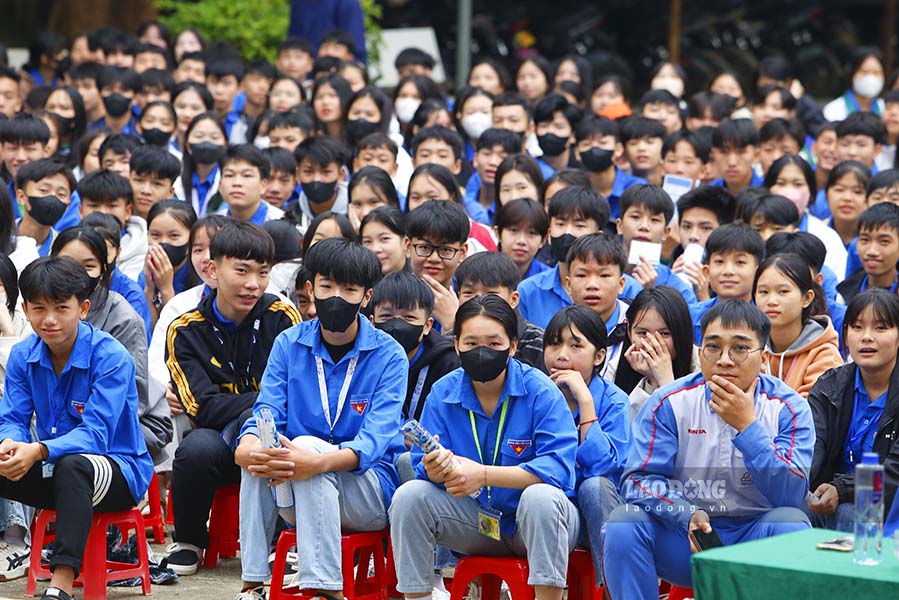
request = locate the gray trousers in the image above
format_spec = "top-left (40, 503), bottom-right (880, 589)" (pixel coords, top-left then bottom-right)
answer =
top-left (389, 480), bottom-right (581, 593)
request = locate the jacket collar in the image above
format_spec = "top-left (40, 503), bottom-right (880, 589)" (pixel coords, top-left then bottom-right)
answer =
top-left (27, 320), bottom-right (92, 372)
top-left (299, 314), bottom-right (380, 363)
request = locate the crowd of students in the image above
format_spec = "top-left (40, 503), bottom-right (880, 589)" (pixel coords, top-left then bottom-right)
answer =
top-left (0, 20), bottom-right (898, 600)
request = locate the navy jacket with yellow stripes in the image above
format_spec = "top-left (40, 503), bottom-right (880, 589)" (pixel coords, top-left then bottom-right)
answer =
top-left (165, 290), bottom-right (301, 431)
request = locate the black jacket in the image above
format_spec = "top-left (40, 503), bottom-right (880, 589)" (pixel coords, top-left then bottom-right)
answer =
top-left (808, 360), bottom-right (899, 509)
top-left (407, 330), bottom-right (460, 421)
top-left (165, 291), bottom-right (301, 431)
top-left (836, 269), bottom-right (868, 305)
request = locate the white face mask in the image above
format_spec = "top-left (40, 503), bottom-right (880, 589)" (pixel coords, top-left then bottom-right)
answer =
top-left (652, 76), bottom-right (684, 98)
top-left (461, 113), bottom-right (493, 140)
top-left (269, 260), bottom-right (301, 295)
top-left (254, 136), bottom-right (270, 150)
top-left (394, 97), bottom-right (422, 123)
top-left (853, 75), bottom-right (884, 99)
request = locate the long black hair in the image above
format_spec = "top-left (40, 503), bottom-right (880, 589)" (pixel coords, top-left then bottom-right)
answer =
top-left (51, 225), bottom-right (111, 307)
top-left (0, 254), bottom-right (18, 313)
top-left (179, 111), bottom-right (226, 201)
top-left (753, 253), bottom-right (827, 328)
top-left (544, 305), bottom-right (608, 375)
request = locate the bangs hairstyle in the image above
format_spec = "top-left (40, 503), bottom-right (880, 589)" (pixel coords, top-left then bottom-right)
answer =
top-left (753, 253), bottom-right (827, 324)
top-left (349, 166), bottom-right (400, 208)
top-left (293, 134), bottom-right (351, 169)
top-left (759, 117), bottom-right (805, 146)
top-left (857, 201), bottom-right (899, 234)
top-left (676, 185), bottom-right (735, 225)
top-left (361, 205), bottom-right (405, 238)
top-left (356, 132), bottom-right (398, 157)
top-left (835, 111), bottom-right (887, 145)
top-left (15, 158), bottom-right (75, 194)
top-left (469, 57), bottom-right (511, 91)
top-left (304, 237), bottom-right (381, 289)
top-left (495, 199), bottom-right (549, 237)
top-left (736, 191), bottom-right (799, 227)
top-left (765, 231), bottom-right (826, 272)
top-left (371, 270), bottom-right (435, 315)
top-left (534, 93), bottom-right (583, 128)
top-left (262, 146), bottom-right (298, 174)
top-left (407, 163), bottom-right (463, 206)
top-left (452, 251), bottom-right (521, 294)
top-left (454, 293), bottom-right (518, 344)
top-left (843, 288), bottom-right (899, 345)
top-left (82, 211), bottom-right (123, 249)
top-left (763, 154), bottom-right (816, 197)
top-left (712, 118), bottom-right (759, 150)
top-left (755, 85), bottom-right (796, 111)
top-left (410, 126), bottom-right (464, 161)
top-left (687, 92), bottom-right (736, 123)
top-left (626, 286), bottom-right (694, 379)
top-left (566, 232), bottom-right (627, 273)
top-left (51, 225), bottom-right (111, 292)
top-left (475, 128), bottom-right (520, 154)
top-left (188, 213), bottom-right (230, 250)
top-left (19, 256), bottom-right (91, 304)
top-left (220, 144), bottom-right (271, 179)
top-left (575, 115), bottom-right (621, 144)
top-left (453, 86), bottom-right (495, 130)
top-left (209, 221), bottom-right (275, 265)
top-left (544, 305), bottom-right (609, 370)
top-left (147, 198), bottom-right (198, 230)
top-left (704, 222), bottom-right (765, 264)
top-left (662, 130), bottom-right (711, 163)
top-left (867, 168), bottom-right (899, 195)
top-left (75, 168), bottom-right (132, 205)
top-left (620, 116), bottom-right (667, 144)
top-left (97, 132), bottom-right (141, 163)
top-left (129, 144), bottom-right (180, 182)
top-left (75, 128), bottom-right (110, 171)
top-left (302, 211), bottom-right (356, 256)
top-left (827, 160), bottom-right (871, 192)
top-left (172, 81), bottom-right (214, 111)
top-left (349, 87), bottom-right (393, 132)
top-left (619, 184), bottom-right (674, 223)
top-left (0, 112), bottom-right (50, 144)
top-left (547, 185), bottom-right (610, 229)
top-left (700, 298), bottom-right (771, 347)
top-left (406, 199), bottom-right (470, 244)
top-left (494, 153), bottom-right (544, 205)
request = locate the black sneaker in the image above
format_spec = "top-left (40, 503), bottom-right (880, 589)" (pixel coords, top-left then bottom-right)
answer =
top-left (41, 587), bottom-right (75, 600)
top-left (165, 542), bottom-right (202, 575)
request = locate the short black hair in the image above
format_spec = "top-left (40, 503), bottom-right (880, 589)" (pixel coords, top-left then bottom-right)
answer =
top-left (98, 133), bottom-right (141, 163)
top-left (82, 211), bottom-right (123, 250)
top-left (686, 91), bottom-right (735, 123)
top-left (68, 61), bottom-right (102, 83)
top-left (575, 116), bottom-right (620, 144)
top-left (371, 270), bottom-right (434, 315)
top-left (262, 146), bottom-right (297, 175)
top-left (453, 252), bottom-right (521, 294)
top-left (547, 186), bottom-right (610, 228)
top-left (857, 202), bottom-right (899, 235)
top-left (262, 218), bottom-right (302, 263)
top-left (0, 66), bottom-right (20, 84)
top-left (19, 256), bottom-right (91, 305)
top-left (712, 118), bottom-right (759, 150)
top-left (221, 144), bottom-right (271, 179)
top-left (209, 221), bottom-right (275, 265)
top-left (620, 116), bottom-right (667, 144)
top-left (304, 237), bottom-right (381, 289)
top-left (835, 111), bottom-right (887, 145)
top-left (544, 305), bottom-right (608, 365)
top-left (97, 66), bottom-right (141, 93)
top-left (493, 91), bottom-right (533, 120)
top-left (868, 168), bottom-right (899, 195)
top-left (704, 222), bottom-right (765, 265)
top-left (410, 126), bottom-right (464, 161)
top-left (533, 93), bottom-right (583, 128)
top-left (759, 117), bottom-right (805, 147)
top-left (701, 298), bottom-right (770, 346)
top-left (454, 293), bottom-right (518, 343)
top-left (0, 112), bottom-right (50, 145)
top-left (619, 184), bottom-right (674, 223)
top-left (395, 47), bottom-right (436, 70)
top-left (494, 199), bottom-right (549, 237)
top-left (640, 88), bottom-right (679, 108)
top-left (662, 130), bottom-right (711, 163)
top-left (321, 29), bottom-right (357, 56)
top-left (757, 55), bottom-right (795, 82)
top-left (544, 168), bottom-right (591, 197)
top-left (129, 144), bottom-right (180, 182)
top-left (844, 288), bottom-right (899, 344)
top-left (206, 58), bottom-right (245, 82)
top-left (76, 168), bottom-right (133, 206)
top-left (677, 186), bottom-right (735, 225)
top-left (139, 67), bottom-right (175, 94)
top-left (302, 211), bottom-right (356, 255)
top-left (566, 232), bottom-right (627, 273)
top-left (406, 200), bottom-right (470, 245)
top-left (15, 158), bottom-right (75, 194)
top-left (278, 37), bottom-right (313, 56)
top-left (293, 135), bottom-right (351, 169)
top-left (737, 191), bottom-right (799, 227)
top-left (245, 59), bottom-right (277, 80)
top-left (755, 85), bottom-right (796, 112)
top-left (356, 132), bottom-right (398, 157)
top-left (475, 128), bottom-right (521, 154)
top-left (268, 110), bottom-right (314, 135)
top-left (765, 231), bottom-right (826, 273)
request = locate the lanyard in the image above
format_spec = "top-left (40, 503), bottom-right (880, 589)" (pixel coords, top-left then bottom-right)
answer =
top-left (469, 399), bottom-right (509, 505)
top-left (407, 365), bottom-right (430, 421)
top-left (316, 355), bottom-right (358, 442)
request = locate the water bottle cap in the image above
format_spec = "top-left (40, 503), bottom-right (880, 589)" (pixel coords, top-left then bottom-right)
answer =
top-left (861, 452), bottom-right (879, 465)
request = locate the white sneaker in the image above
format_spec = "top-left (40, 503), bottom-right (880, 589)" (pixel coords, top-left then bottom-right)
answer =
top-left (0, 542), bottom-right (29, 581)
top-left (166, 542), bottom-right (203, 575)
top-left (235, 587), bottom-right (267, 600)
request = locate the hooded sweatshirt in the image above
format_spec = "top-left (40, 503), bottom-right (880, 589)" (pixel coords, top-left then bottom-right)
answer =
top-left (764, 315), bottom-right (843, 398)
top-left (118, 216), bottom-right (149, 282)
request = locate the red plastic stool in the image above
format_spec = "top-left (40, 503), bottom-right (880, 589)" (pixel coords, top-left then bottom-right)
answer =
top-left (668, 585), bottom-right (694, 600)
top-left (449, 557), bottom-right (534, 600)
top-left (567, 548), bottom-right (603, 600)
top-left (26, 507), bottom-right (152, 600)
top-left (203, 484), bottom-right (240, 569)
top-left (270, 528), bottom-right (388, 600)
top-left (142, 472), bottom-right (165, 544)
top-left (165, 484), bottom-right (174, 525)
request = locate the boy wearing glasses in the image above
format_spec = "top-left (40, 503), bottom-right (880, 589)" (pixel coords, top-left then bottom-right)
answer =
top-left (602, 300), bottom-right (814, 599)
top-left (405, 200), bottom-right (470, 331)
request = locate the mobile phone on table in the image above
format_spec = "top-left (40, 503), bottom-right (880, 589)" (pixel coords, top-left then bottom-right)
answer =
top-left (689, 528), bottom-right (723, 551)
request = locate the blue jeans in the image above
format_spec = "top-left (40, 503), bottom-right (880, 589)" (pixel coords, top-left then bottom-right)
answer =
top-left (0, 499), bottom-right (32, 545)
top-left (576, 476), bottom-right (622, 584)
top-left (602, 505), bottom-right (810, 600)
top-left (803, 501), bottom-right (854, 532)
top-left (239, 436), bottom-right (386, 588)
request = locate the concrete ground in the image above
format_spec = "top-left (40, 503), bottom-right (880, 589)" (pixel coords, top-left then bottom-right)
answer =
top-left (0, 523), bottom-right (247, 600)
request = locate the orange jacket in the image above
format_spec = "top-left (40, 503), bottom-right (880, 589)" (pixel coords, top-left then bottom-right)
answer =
top-left (764, 316), bottom-right (844, 398)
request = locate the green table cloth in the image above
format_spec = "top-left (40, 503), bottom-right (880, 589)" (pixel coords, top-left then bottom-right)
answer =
top-left (692, 528), bottom-right (899, 599)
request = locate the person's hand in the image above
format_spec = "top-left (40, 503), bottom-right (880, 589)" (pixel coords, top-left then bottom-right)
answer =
top-left (632, 257), bottom-right (658, 289)
top-left (708, 376), bottom-right (757, 432)
top-left (443, 455), bottom-right (485, 497)
top-left (625, 342), bottom-right (651, 377)
top-left (0, 438), bottom-right (15, 459)
top-left (0, 441), bottom-right (42, 481)
top-left (422, 435), bottom-right (456, 484)
top-left (166, 383), bottom-right (183, 416)
top-left (146, 244), bottom-right (175, 300)
top-left (808, 483), bottom-right (839, 515)
top-left (234, 435), bottom-right (263, 470)
top-left (422, 274), bottom-right (459, 331)
top-left (683, 262), bottom-right (709, 301)
top-left (630, 331), bottom-right (675, 388)
top-left (688, 510), bottom-right (712, 554)
top-left (240, 438), bottom-right (296, 480)
top-left (549, 369), bottom-right (593, 409)
top-left (275, 435), bottom-right (323, 482)
top-left (0, 301), bottom-right (15, 337)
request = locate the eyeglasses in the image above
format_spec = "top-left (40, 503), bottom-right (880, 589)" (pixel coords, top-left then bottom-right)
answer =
top-left (700, 343), bottom-right (763, 364)
top-left (411, 243), bottom-right (462, 260)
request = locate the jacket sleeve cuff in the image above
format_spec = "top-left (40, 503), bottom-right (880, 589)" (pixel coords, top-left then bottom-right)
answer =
top-left (732, 420), bottom-right (768, 458)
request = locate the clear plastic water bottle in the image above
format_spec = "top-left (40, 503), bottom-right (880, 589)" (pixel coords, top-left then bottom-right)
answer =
top-left (853, 452), bottom-right (884, 565)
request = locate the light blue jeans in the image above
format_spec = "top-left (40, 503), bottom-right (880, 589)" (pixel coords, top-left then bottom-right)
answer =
top-left (0, 499), bottom-right (32, 545)
top-left (239, 436), bottom-right (386, 588)
top-left (802, 501), bottom-right (854, 532)
top-left (576, 476), bottom-right (623, 584)
top-left (389, 480), bottom-right (581, 593)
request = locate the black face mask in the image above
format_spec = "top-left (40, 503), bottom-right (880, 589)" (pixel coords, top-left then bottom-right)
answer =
top-left (87, 274), bottom-right (101, 296)
top-left (537, 133), bottom-right (568, 157)
top-left (315, 295), bottom-right (361, 333)
top-left (27, 195), bottom-right (67, 227)
top-left (305, 180), bottom-right (338, 204)
top-left (142, 127), bottom-right (172, 147)
top-left (375, 318), bottom-right (424, 354)
top-left (580, 147), bottom-right (614, 172)
top-left (346, 119), bottom-right (380, 143)
top-left (550, 233), bottom-right (577, 263)
top-left (459, 346), bottom-right (510, 382)
top-left (162, 243), bottom-right (188, 267)
top-left (52, 113), bottom-right (76, 135)
top-left (189, 141), bottom-right (226, 164)
top-left (102, 93), bottom-right (131, 117)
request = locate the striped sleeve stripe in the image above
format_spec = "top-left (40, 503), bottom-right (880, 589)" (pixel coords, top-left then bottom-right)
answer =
top-left (165, 311), bottom-right (205, 417)
top-left (268, 300), bottom-right (302, 324)
top-left (83, 454), bottom-right (113, 507)
top-left (767, 394), bottom-right (805, 479)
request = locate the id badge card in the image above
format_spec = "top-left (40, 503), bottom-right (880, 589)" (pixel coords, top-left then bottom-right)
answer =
top-left (41, 462), bottom-right (54, 479)
top-left (477, 507), bottom-right (502, 540)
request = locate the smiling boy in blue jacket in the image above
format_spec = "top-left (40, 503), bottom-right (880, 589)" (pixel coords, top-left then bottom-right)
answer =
top-left (0, 256), bottom-right (153, 600)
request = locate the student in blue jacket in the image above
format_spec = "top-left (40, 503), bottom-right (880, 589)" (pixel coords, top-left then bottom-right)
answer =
top-left (390, 294), bottom-right (580, 600)
top-left (235, 238), bottom-right (407, 600)
top-left (543, 305), bottom-right (631, 583)
top-left (0, 256), bottom-right (153, 600)
top-left (602, 300), bottom-right (814, 599)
